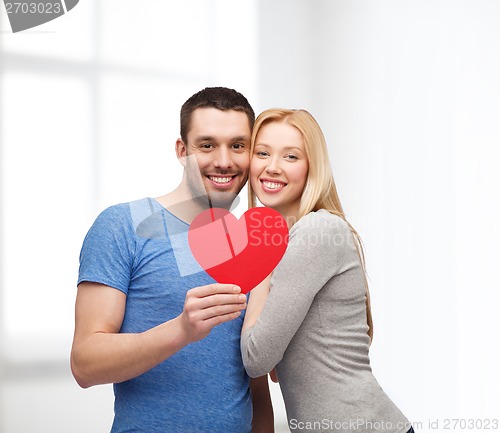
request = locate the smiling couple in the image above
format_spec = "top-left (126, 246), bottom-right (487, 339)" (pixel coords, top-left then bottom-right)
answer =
top-left (71, 87), bottom-right (412, 433)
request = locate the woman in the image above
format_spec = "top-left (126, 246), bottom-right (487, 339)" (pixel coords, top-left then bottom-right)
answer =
top-left (241, 109), bottom-right (413, 433)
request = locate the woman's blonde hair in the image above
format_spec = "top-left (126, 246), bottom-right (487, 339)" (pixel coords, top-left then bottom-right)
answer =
top-left (248, 108), bottom-right (373, 341)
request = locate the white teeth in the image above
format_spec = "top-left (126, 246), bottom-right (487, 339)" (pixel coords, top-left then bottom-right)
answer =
top-left (262, 181), bottom-right (285, 190)
top-left (209, 176), bottom-right (232, 184)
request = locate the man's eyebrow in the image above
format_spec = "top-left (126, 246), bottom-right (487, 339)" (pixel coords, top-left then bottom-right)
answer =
top-left (193, 135), bottom-right (215, 143)
top-left (231, 135), bottom-right (250, 142)
top-left (193, 135), bottom-right (250, 143)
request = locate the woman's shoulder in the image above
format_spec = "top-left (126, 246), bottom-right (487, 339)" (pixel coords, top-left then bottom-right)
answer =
top-left (288, 210), bottom-right (354, 252)
top-left (287, 210), bottom-right (357, 261)
top-left (292, 209), bottom-right (350, 235)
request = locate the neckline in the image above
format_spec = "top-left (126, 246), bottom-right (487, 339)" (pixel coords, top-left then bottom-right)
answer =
top-left (149, 197), bottom-right (190, 227)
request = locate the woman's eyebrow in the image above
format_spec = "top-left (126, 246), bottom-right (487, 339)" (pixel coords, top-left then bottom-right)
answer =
top-left (255, 143), bottom-right (303, 152)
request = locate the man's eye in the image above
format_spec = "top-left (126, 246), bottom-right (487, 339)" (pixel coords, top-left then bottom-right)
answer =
top-left (232, 143), bottom-right (244, 149)
top-left (201, 143), bottom-right (214, 149)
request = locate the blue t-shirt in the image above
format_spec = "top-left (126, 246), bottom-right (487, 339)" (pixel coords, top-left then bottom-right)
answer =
top-left (78, 198), bottom-right (252, 433)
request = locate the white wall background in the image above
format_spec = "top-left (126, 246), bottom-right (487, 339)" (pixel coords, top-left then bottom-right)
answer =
top-left (1, 1), bottom-right (499, 432)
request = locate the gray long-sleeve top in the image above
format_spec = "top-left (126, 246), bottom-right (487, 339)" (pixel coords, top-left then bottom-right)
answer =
top-left (241, 210), bottom-right (409, 433)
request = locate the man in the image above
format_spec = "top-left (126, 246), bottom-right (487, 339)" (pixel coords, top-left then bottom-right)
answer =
top-left (71, 87), bottom-right (274, 432)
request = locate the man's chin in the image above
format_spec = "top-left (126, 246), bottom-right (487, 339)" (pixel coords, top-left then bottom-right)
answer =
top-left (206, 190), bottom-right (239, 209)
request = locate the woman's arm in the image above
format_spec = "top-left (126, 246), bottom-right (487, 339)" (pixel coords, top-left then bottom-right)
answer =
top-left (241, 213), bottom-right (354, 377)
top-left (243, 275), bottom-right (279, 384)
top-left (242, 274), bottom-right (271, 333)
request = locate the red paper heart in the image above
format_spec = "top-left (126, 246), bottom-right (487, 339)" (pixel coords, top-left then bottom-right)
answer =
top-left (188, 207), bottom-right (289, 293)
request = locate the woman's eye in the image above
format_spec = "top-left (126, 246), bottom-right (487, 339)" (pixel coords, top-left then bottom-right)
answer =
top-left (285, 154), bottom-right (298, 160)
top-left (254, 150), bottom-right (267, 157)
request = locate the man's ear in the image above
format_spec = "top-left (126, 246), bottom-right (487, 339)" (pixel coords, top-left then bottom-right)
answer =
top-left (176, 138), bottom-right (187, 167)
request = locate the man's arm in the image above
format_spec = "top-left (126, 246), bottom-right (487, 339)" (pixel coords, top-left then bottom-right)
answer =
top-left (243, 277), bottom-right (274, 432)
top-left (250, 375), bottom-right (274, 433)
top-left (71, 282), bottom-right (246, 388)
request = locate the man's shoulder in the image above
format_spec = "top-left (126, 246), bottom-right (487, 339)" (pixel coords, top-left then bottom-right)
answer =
top-left (91, 198), bottom-right (154, 237)
top-left (97, 197), bottom-right (151, 223)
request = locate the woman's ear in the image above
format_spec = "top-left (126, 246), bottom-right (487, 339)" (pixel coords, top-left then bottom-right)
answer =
top-left (176, 138), bottom-right (187, 167)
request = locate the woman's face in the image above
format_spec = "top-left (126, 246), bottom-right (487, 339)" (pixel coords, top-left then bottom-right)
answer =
top-left (250, 121), bottom-right (309, 218)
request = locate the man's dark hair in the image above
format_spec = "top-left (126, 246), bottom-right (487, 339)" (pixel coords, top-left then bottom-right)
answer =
top-left (180, 87), bottom-right (255, 143)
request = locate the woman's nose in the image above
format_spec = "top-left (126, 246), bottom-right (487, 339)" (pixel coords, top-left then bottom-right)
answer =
top-left (265, 159), bottom-right (282, 175)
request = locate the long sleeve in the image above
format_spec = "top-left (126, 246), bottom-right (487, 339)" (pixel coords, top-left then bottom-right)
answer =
top-left (241, 211), bottom-right (353, 377)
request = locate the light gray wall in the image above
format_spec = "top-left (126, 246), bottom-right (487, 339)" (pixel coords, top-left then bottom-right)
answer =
top-left (256, 1), bottom-right (500, 430)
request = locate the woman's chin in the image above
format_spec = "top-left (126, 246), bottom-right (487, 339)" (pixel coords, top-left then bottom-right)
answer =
top-left (256, 197), bottom-right (280, 211)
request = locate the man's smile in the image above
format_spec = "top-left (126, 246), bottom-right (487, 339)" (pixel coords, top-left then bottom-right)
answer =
top-left (207, 174), bottom-right (238, 189)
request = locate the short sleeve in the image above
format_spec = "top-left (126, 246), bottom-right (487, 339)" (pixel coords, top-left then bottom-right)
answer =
top-left (77, 204), bottom-right (135, 294)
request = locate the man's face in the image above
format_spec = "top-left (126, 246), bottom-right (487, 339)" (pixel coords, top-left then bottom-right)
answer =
top-left (179, 107), bottom-right (251, 208)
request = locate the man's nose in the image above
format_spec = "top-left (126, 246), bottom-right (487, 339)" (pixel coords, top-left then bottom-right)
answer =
top-left (213, 147), bottom-right (233, 169)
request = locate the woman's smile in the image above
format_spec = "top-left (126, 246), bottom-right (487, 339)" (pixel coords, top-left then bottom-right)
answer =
top-left (260, 178), bottom-right (287, 193)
